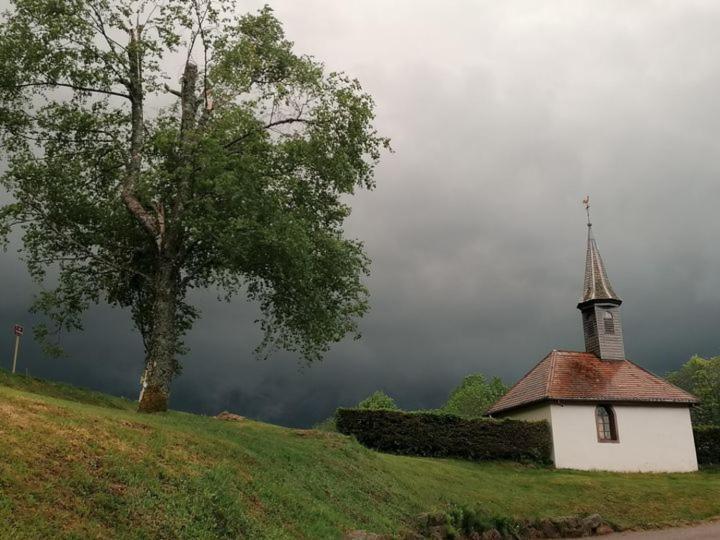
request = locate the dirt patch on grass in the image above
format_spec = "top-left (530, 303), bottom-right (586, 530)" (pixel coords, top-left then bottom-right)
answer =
top-left (47, 420), bottom-right (148, 461)
top-left (216, 411), bottom-right (246, 422)
top-left (0, 395), bottom-right (72, 425)
top-left (0, 401), bottom-right (35, 429)
top-left (119, 419), bottom-right (154, 431)
top-left (0, 396), bottom-right (149, 462)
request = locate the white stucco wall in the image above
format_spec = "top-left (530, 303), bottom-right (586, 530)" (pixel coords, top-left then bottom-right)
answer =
top-left (502, 403), bottom-right (698, 472)
top-left (503, 403), bottom-right (552, 422)
top-left (549, 403), bottom-right (697, 472)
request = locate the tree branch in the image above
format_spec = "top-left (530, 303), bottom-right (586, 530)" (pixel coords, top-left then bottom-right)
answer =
top-left (180, 62), bottom-right (199, 135)
top-left (224, 117), bottom-right (310, 148)
top-left (12, 82), bottom-right (130, 99)
top-left (88, 3), bottom-right (128, 55)
top-left (191, 0), bottom-right (212, 114)
top-left (86, 1), bottom-right (129, 84)
top-left (168, 61), bottom-right (202, 227)
top-left (163, 84), bottom-right (182, 97)
top-left (122, 27), bottom-right (162, 248)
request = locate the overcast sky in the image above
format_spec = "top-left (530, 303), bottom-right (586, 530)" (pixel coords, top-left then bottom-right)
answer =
top-left (2, 1), bottom-right (720, 427)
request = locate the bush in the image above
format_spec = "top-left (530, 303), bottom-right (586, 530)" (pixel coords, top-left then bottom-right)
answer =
top-left (414, 506), bottom-right (613, 539)
top-left (694, 426), bottom-right (720, 465)
top-left (356, 390), bottom-right (399, 410)
top-left (415, 506), bottom-right (521, 539)
top-left (336, 408), bottom-right (552, 463)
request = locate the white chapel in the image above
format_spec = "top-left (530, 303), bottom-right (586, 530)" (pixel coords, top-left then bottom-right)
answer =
top-left (487, 208), bottom-right (698, 472)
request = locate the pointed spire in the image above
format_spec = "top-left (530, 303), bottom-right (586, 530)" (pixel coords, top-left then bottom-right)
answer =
top-left (579, 197), bottom-right (621, 306)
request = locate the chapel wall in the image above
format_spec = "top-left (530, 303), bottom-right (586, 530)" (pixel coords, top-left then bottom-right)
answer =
top-left (548, 403), bottom-right (698, 472)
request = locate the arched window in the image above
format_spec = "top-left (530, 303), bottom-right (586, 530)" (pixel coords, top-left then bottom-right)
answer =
top-left (595, 405), bottom-right (618, 442)
top-left (603, 311), bottom-right (614, 334)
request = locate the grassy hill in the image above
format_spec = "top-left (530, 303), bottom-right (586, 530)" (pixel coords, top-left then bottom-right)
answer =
top-left (1, 369), bottom-right (719, 539)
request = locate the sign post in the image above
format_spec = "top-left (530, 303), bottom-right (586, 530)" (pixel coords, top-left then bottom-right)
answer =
top-left (11, 324), bottom-right (23, 374)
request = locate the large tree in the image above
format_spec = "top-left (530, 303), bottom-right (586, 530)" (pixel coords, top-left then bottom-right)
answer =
top-left (0, 0), bottom-right (388, 412)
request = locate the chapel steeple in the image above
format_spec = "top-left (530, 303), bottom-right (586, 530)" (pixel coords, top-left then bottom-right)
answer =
top-left (577, 198), bottom-right (625, 360)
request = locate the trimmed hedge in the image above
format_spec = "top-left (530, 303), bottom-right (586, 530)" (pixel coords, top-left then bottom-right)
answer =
top-left (694, 426), bottom-right (720, 465)
top-left (336, 408), bottom-right (552, 464)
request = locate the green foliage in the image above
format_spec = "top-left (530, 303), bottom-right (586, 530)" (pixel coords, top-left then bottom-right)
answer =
top-left (434, 505), bottom-right (617, 538)
top-left (415, 506), bottom-right (519, 538)
top-left (357, 390), bottom-right (399, 410)
top-left (443, 505), bottom-right (522, 537)
top-left (694, 426), bottom-right (720, 466)
top-left (0, 1), bottom-right (389, 388)
top-left (2, 372), bottom-right (720, 537)
top-left (441, 373), bottom-right (508, 418)
top-left (336, 408), bottom-right (553, 464)
top-left (667, 355), bottom-right (720, 425)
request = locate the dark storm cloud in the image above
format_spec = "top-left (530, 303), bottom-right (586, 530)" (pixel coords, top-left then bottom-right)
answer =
top-left (2, 1), bottom-right (720, 426)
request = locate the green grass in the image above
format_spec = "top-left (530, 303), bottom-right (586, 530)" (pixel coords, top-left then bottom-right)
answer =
top-left (0, 369), bottom-right (719, 539)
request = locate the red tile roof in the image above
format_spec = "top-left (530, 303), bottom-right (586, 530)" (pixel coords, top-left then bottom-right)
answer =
top-left (486, 350), bottom-right (698, 415)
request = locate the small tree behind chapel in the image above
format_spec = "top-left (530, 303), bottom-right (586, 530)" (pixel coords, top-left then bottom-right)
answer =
top-left (0, 0), bottom-right (389, 412)
top-left (441, 374), bottom-right (507, 418)
top-left (357, 390), bottom-right (399, 411)
top-left (667, 355), bottom-right (720, 426)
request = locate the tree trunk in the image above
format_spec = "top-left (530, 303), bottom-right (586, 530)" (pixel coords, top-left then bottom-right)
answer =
top-left (138, 263), bottom-right (179, 413)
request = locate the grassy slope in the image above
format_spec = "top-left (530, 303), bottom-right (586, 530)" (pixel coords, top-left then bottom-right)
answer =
top-left (0, 370), bottom-right (719, 539)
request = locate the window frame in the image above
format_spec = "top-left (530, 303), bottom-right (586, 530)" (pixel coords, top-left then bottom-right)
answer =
top-left (595, 404), bottom-right (619, 443)
top-left (602, 310), bottom-right (615, 335)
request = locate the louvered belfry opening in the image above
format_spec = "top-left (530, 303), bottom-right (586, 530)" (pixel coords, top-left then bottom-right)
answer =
top-left (577, 223), bottom-right (625, 361)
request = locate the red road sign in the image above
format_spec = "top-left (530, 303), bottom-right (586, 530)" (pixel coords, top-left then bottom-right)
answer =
top-left (13, 324), bottom-right (23, 336)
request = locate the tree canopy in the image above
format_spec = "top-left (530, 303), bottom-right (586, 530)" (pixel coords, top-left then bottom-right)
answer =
top-left (441, 374), bottom-right (507, 418)
top-left (357, 390), bottom-right (399, 411)
top-left (667, 355), bottom-right (720, 426)
top-left (0, 0), bottom-right (389, 411)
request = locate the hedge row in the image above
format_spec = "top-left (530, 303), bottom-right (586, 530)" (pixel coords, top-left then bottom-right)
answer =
top-left (694, 426), bottom-right (720, 465)
top-left (335, 408), bottom-right (552, 464)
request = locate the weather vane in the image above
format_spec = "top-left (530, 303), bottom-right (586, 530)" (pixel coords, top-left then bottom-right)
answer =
top-left (582, 195), bottom-right (591, 227)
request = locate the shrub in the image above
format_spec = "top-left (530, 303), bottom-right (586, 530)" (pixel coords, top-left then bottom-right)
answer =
top-left (336, 408), bottom-right (552, 463)
top-left (694, 426), bottom-right (720, 465)
top-left (414, 507), bottom-right (614, 539)
top-left (357, 390), bottom-right (399, 410)
top-left (415, 506), bottom-right (521, 538)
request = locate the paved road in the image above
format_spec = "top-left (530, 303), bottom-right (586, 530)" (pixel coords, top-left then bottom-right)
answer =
top-left (597, 520), bottom-right (720, 539)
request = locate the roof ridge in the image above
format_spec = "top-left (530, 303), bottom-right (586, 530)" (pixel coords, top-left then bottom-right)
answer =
top-left (486, 350), bottom-right (557, 415)
top-left (488, 351), bottom-right (699, 415)
top-left (504, 349), bottom-right (555, 394)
